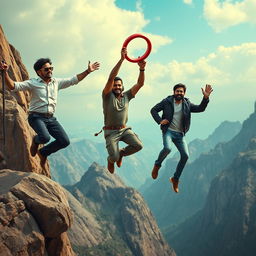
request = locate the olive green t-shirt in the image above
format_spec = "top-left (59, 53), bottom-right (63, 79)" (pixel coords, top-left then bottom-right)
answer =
top-left (102, 89), bottom-right (134, 126)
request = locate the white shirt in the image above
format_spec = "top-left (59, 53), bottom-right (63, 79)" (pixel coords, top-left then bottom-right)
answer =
top-left (14, 76), bottom-right (79, 114)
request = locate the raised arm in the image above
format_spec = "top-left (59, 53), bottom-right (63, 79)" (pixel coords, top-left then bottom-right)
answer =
top-left (0, 61), bottom-right (15, 90)
top-left (76, 61), bottom-right (100, 82)
top-left (191, 84), bottom-right (213, 112)
top-left (131, 60), bottom-right (146, 97)
top-left (103, 48), bottom-right (126, 95)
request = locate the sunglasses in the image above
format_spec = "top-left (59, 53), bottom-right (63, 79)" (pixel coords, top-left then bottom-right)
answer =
top-left (43, 67), bottom-right (54, 72)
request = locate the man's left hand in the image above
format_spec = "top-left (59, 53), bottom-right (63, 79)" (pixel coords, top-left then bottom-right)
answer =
top-left (201, 84), bottom-right (213, 99)
top-left (88, 61), bottom-right (100, 73)
top-left (138, 59), bottom-right (146, 70)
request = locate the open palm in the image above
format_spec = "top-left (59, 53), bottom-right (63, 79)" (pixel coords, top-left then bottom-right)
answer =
top-left (201, 84), bottom-right (213, 98)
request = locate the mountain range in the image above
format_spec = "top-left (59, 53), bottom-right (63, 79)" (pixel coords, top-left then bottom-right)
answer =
top-left (66, 162), bottom-right (175, 256)
top-left (168, 138), bottom-right (256, 256)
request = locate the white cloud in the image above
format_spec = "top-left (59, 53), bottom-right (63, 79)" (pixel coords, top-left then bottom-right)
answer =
top-left (1, 0), bottom-right (256, 129)
top-left (163, 42), bottom-right (256, 87)
top-left (204, 0), bottom-right (256, 32)
top-left (136, 42), bottom-right (256, 109)
top-left (0, 0), bottom-right (172, 123)
top-left (1, 0), bottom-right (172, 79)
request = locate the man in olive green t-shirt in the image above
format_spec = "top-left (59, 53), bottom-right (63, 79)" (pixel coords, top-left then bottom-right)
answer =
top-left (102, 47), bottom-right (146, 173)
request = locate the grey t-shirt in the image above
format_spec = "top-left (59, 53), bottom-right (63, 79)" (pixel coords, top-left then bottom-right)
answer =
top-left (102, 89), bottom-right (134, 126)
top-left (169, 100), bottom-right (183, 132)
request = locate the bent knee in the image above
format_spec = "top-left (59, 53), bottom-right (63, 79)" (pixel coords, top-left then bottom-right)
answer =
top-left (134, 142), bottom-right (143, 152)
top-left (163, 147), bottom-right (171, 154)
top-left (182, 153), bottom-right (189, 161)
top-left (59, 137), bottom-right (70, 148)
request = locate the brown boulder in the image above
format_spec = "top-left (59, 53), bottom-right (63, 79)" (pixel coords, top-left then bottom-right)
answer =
top-left (0, 169), bottom-right (75, 256)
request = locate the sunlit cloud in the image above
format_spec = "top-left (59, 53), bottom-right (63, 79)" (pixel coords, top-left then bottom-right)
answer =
top-left (1, 0), bottom-right (255, 126)
top-left (163, 42), bottom-right (256, 88)
top-left (204, 0), bottom-right (256, 32)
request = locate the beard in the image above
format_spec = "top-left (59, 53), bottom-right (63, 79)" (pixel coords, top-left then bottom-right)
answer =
top-left (174, 94), bottom-right (184, 101)
top-left (112, 89), bottom-right (122, 96)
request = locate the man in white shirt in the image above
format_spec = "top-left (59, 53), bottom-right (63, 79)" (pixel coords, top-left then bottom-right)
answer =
top-left (0, 58), bottom-right (99, 165)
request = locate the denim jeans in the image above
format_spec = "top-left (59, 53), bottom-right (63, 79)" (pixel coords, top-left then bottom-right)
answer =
top-left (155, 129), bottom-right (189, 180)
top-left (28, 113), bottom-right (70, 157)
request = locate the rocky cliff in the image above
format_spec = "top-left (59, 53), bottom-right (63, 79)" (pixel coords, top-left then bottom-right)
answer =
top-left (0, 25), bottom-right (74, 255)
top-left (66, 162), bottom-right (176, 256)
top-left (168, 138), bottom-right (256, 256)
top-left (0, 25), bottom-right (50, 177)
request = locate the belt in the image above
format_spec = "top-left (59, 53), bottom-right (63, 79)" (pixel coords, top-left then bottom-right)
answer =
top-left (29, 112), bottom-right (54, 118)
top-left (103, 125), bottom-right (126, 130)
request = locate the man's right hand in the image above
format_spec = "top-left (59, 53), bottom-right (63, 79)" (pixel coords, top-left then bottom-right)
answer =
top-left (160, 119), bottom-right (169, 125)
top-left (0, 61), bottom-right (15, 90)
top-left (121, 47), bottom-right (127, 61)
top-left (0, 61), bottom-right (8, 72)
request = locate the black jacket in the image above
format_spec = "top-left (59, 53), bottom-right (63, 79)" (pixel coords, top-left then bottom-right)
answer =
top-left (150, 95), bottom-right (209, 134)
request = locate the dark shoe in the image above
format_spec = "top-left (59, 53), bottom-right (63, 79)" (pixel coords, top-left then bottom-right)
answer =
top-left (151, 165), bottom-right (161, 179)
top-left (107, 159), bottom-right (115, 174)
top-left (116, 151), bottom-right (124, 168)
top-left (30, 136), bottom-right (39, 157)
top-left (38, 150), bottom-right (47, 166)
top-left (170, 177), bottom-right (179, 193)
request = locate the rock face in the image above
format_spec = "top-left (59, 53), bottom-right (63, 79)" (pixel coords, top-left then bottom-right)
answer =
top-left (66, 192), bottom-right (104, 249)
top-left (66, 162), bottom-right (176, 256)
top-left (143, 112), bottom-right (256, 228)
top-left (168, 138), bottom-right (256, 256)
top-left (0, 26), bottom-right (74, 256)
top-left (0, 169), bottom-right (74, 256)
top-left (0, 25), bottom-right (50, 177)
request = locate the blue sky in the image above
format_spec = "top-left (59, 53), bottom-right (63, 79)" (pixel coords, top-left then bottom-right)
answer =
top-left (1, 0), bottom-right (256, 141)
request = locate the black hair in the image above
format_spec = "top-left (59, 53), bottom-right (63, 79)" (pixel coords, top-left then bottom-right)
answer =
top-left (114, 76), bottom-right (123, 84)
top-left (114, 76), bottom-right (124, 91)
top-left (33, 58), bottom-right (52, 72)
top-left (173, 83), bottom-right (186, 93)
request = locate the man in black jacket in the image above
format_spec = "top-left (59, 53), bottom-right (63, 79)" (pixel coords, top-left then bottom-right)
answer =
top-left (150, 83), bottom-right (213, 192)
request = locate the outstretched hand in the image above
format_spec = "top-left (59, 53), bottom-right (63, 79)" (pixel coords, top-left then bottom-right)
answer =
top-left (201, 84), bottom-right (213, 99)
top-left (88, 61), bottom-right (100, 73)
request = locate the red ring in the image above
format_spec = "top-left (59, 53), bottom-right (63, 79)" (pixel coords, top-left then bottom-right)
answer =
top-left (122, 34), bottom-right (152, 63)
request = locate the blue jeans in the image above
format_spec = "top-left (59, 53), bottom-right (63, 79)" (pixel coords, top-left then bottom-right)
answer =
top-left (155, 129), bottom-right (189, 180)
top-left (28, 113), bottom-right (70, 157)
